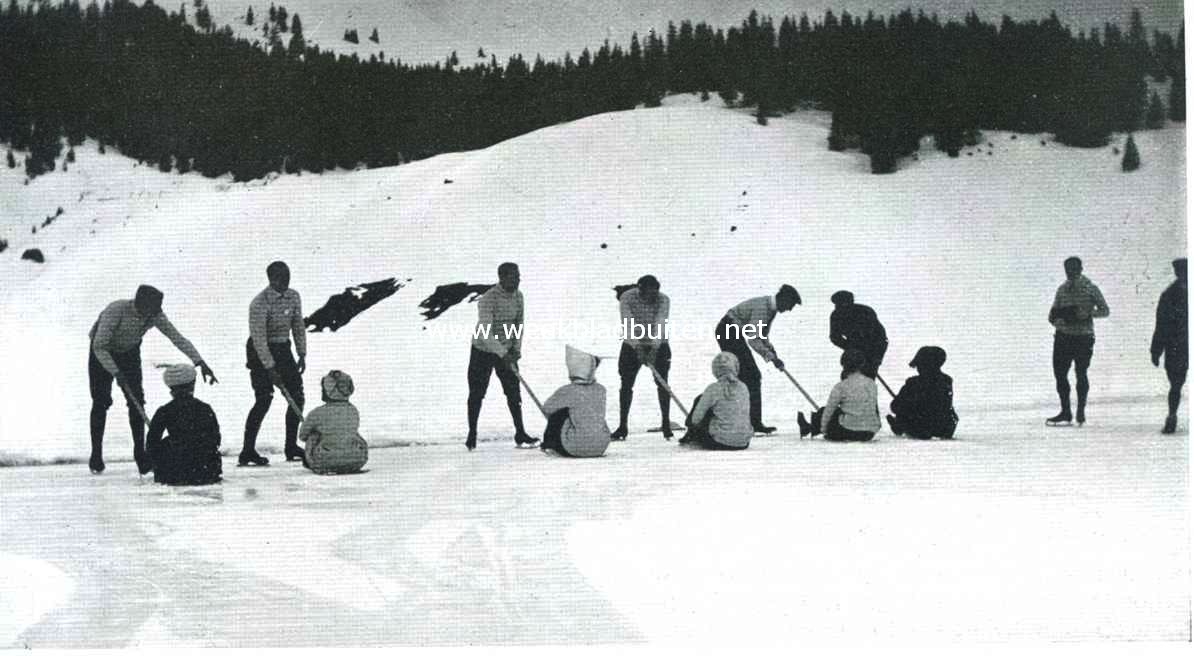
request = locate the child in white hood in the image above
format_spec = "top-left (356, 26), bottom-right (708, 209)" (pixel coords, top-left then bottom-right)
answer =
top-left (540, 346), bottom-right (611, 457)
top-left (299, 370), bottom-right (368, 473)
top-left (679, 351), bottom-right (752, 450)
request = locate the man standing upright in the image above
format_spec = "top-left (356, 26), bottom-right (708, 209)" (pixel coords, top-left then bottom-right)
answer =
top-left (1152, 257), bottom-right (1187, 434)
top-left (715, 284), bottom-right (801, 434)
top-left (828, 290), bottom-right (888, 379)
top-left (466, 262), bottom-right (538, 450)
top-left (240, 261), bottom-right (306, 466)
top-left (613, 275), bottom-right (672, 440)
top-left (89, 284), bottom-right (218, 474)
top-left (1047, 256), bottom-right (1110, 426)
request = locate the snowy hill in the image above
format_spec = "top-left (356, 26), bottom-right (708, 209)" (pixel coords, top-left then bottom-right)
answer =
top-left (0, 95), bottom-right (1185, 463)
top-left (0, 96), bottom-right (1188, 646)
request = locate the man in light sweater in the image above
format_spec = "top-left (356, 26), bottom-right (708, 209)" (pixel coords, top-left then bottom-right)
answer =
top-left (613, 274), bottom-right (672, 440)
top-left (715, 284), bottom-right (801, 434)
top-left (88, 284), bottom-right (218, 474)
top-left (1047, 256), bottom-right (1110, 426)
top-left (240, 261), bottom-right (307, 466)
top-left (466, 262), bottom-right (538, 450)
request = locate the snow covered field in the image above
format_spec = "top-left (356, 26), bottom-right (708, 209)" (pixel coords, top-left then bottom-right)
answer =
top-left (0, 96), bottom-right (1187, 645)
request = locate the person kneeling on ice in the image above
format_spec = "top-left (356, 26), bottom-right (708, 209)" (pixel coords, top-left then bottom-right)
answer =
top-left (145, 364), bottom-right (222, 486)
top-left (298, 370), bottom-right (368, 474)
top-left (886, 346), bottom-right (958, 440)
top-left (539, 346), bottom-right (612, 457)
top-left (797, 349), bottom-right (881, 442)
top-left (677, 352), bottom-right (751, 450)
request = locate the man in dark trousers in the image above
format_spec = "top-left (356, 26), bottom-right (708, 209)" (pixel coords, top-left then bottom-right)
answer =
top-left (1152, 257), bottom-right (1187, 434)
top-left (241, 261), bottom-right (307, 466)
top-left (1047, 256), bottom-right (1110, 426)
top-left (88, 284), bottom-right (218, 474)
top-left (828, 290), bottom-right (888, 379)
top-left (715, 284), bottom-right (801, 434)
top-left (613, 275), bottom-right (672, 440)
top-left (466, 262), bottom-right (538, 450)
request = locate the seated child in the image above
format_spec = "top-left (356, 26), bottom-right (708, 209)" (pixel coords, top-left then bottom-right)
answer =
top-left (540, 346), bottom-right (612, 457)
top-left (678, 351), bottom-right (752, 450)
top-left (887, 346), bottom-right (958, 439)
top-left (299, 370), bottom-right (368, 474)
top-left (798, 349), bottom-right (881, 442)
top-left (145, 364), bottom-right (222, 485)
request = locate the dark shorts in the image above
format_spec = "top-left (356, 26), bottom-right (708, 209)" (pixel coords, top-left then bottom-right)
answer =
top-left (246, 338), bottom-right (304, 401)
top-left (1052, 333), bottom-right (1095, 373)
top-left (88, 347), bottom-right (144, 409)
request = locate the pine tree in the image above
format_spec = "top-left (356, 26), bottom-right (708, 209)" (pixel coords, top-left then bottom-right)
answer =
top-left (288, 14), bottom-right (304, 57)
top-left (66, 147), bottom-right (75, 163)
top-left (5, 150), bottom-right (14, 168)
top-left (343, 28), bottom-right (358, 44)
top-left (245, 5), bottom-right (253, 25)
top-left (1121, 133), bottom-right (1140, 171)
top-left (369, 27), bottom-right (379, 43)
top-left (477, 47), bottom-right (485, 58)
top-left (195, 4), bottom-right (211, 32)
top-left (1145, 90), bottom-right (1166, 128)
top-left (1170, 75), bottom-right (1185, 122)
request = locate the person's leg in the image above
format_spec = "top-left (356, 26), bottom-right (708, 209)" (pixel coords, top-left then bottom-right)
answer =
top-left (493, 358), bottom-right (535, 444)
top-left (466, 347), bottom-right (494, 447)
top-left (242, 338), bottom-right (274, 460)
top-left (1073, 335), bottom-right (1094, 424)
top-left (727, 341), bottom-right (764, 429)
top-left (1050, 334), bottom-right (1074, 421)
top-left (542, 408), bottom-right (570, 454)
top-left (615, 342), bottom-right (639, 438)
top-left (274, 345), bottom-right (306, 459)
top-left (116, 350), bottom-right (147, 469)
top-left (654, 342), bottom-right (673, 433)
top-left (88, 348), bottom-right (114, 472)
top-left (1165, 361), bottom-right (1186, 433)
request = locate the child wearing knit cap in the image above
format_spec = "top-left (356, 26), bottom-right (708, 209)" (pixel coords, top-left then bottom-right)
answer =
top-left (299, 370), bottom-right (369, 474)
top-left (678, 351), bottom-right (752, 450)
top-left (145, 364), bottom-right (223, 485)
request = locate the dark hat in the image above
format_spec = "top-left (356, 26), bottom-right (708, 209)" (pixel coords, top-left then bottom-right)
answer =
top-left (134, 285), bottom-right (164, 312)
top-left (637, 274), bottom-right (660, 290)
top-left (831, 290), bottom-right (854, 306)
top-left (840, 348), bottom-right (867, 371)
top-left (909, 346), bottom-right (947, 370)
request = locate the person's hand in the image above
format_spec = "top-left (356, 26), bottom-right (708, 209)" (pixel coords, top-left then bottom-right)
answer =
top-left (297, 355), bottom-right (306, 375)
top-left (199, 361), bottom-right (219, 385)
top-left (1152, 352), bottom-right (1162, 367)
top-left (772, 357), bottom-right (786, 371)
top-left (267, 367), bottom-right (284, 386)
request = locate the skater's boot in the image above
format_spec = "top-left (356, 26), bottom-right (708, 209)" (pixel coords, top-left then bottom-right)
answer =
top-left (89, 405), bottom-right (107, 473)
top-left (514, 432), bottom-right (540, 447)
top-left (1075, 393), bottom-right (1087, 426)
top-left (610, 425), bottom-right (628, 441)
top-left (238, 451), bottom-right (270, 467)
top-left (284, 444), bottom-right (306, 462)
top-left (752, 423), bottom-right (777, 434)
top-left (657, 388), bottom-right (673, 439)
top-left (465, 432), bottom-right (477, 451)
top-left (613, 388), bottom-right (632, 440)
top-left (89, 452), bottom-right (105, 474)
top-left (1046, 392), bottom-right (1072, 426)
top-left (1163, 415), bottom-right (1177, 434)
top-left (797, 412), bottom-right (812, 437)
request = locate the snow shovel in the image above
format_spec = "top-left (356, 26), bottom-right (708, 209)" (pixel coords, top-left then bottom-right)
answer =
top-left (510, 366), bottom-right (549, 419)
top-left (276, 384), bottom-right (304, 424)
top-left (645, 363), bottom-right (688, 440)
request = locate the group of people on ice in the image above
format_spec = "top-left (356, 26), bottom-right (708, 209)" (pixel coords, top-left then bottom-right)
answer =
top-left (86, 255), bottom-right (1187, 483)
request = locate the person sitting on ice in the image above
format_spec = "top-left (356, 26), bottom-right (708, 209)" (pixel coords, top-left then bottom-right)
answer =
top-left (540, 346), bottom-right (612, 457)
top-left (677, 352), bottom-right (752, 450)
top-left (145, 364), bottom-right (222, 486)
top-left (797, 349), bottom-right (881, 442)
top-left (299, 370), bottom-right (369, 474)
top-left (886, 346), bottom-right (958, 440)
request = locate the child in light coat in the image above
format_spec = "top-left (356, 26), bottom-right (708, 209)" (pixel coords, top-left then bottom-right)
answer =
top-left (679, 351), bottom-right (752, 450)
top-left (299, 370), bottom-right (368, 474)
top-left (798, 349), bottom-right (881, 442)
top-left (540, 346), bottom-right (612, 457)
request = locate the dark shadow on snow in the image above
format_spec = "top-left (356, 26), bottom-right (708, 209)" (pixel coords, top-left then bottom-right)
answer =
top-left (305, 278), bottom-right (406, 333)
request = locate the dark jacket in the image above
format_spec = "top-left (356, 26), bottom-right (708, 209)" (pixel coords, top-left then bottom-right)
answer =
top-left (829, 304), bottom-right (888, 361)
top-left (1152, 281), bottom-right (1188, 367)
top-left (890, 371), bottom-right (958, 439)
top-left (146, 396), bottom-right (222, 485)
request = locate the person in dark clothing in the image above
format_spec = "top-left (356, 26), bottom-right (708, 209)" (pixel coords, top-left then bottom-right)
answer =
top-left (1047, 257), bottom-right (1110, 426)
top-left (241, 261), bottom-right (307, 466)
top-left (714, 284), bottom-right (801, 434)
top-left (1152, 258), bottom-right (1188, 434)
top-left (88, 284), bottom-right (218, 475)
top-left (146, 364), bottom-right (222, 486)
top-left (886, 346), bottom-right (959, 440)
top-left (828, 290), bottom-right (888, 380)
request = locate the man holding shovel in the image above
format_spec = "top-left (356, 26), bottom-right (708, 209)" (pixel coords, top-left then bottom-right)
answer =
top-left (612, 275), bottom-right (673, 440)
top-left (466, 262), bottom-right (538, 450)
top-left (828, 290), bottom-right (889, 388)
top-left (240, 261), bottom-right (307, 466)
top-left (715, 284), bottom-right (801, 434)
top-left (88, 284), bottom-right (218, 474)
